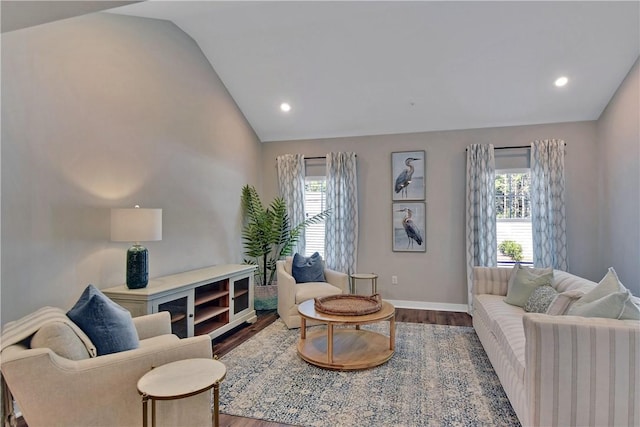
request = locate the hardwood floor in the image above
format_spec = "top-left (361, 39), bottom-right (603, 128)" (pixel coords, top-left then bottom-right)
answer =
top-left (16, 308), bottom-right (472, 427)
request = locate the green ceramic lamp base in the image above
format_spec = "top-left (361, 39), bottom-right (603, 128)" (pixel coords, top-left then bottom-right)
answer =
top-left (126, 244), bottom-right (149, 289)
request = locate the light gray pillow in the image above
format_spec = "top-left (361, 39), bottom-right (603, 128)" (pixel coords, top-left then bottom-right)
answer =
top-left (524, 285), bottom-right (558, 313)
top-left (568, 267), bottom-right (640, 320)
top-left (568, 290), bottom-right (640, 320)
top-left (504, 265), bottom-right (554, 308)
top-left (30, 321), bottom-right (92, 360)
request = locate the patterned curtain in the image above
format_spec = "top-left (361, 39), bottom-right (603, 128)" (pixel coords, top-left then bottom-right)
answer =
top-left (325, 152), bottom-right (358, 274)
top-left (276, 154), bottom-right (306, 255)
top-left (530, 139), bottom-right (568, 270)
top-left (466, 144), bottom-right (497, 313)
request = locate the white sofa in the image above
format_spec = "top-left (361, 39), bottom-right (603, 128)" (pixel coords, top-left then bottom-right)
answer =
top-left (276, 256), bottom-right (350, 329)
top-left (472, 267), bottom-right (640, 427)
top-left (1, 310), bottom-right (214, 427)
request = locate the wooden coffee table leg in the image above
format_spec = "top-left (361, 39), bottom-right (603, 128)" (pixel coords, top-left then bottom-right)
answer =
top-left (300, 317), bottom-right (306, 339)
top-left (390, 316), bottom-right (396, 351)
top-left (327, 324), bottom-right (334, 364)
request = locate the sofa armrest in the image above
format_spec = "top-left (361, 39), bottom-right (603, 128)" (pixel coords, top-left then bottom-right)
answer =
top-left (472, 266), bottom-right (510, 296)
top-left (324, 268), bottom-right (349, 294)
top-left (277, 260), bottom-right (296, 315)
top-left (133, 311), bottom-right (172, 340)
top-left (1, 334), bottom-right (212, 427)
top-left (523, 313), bottom-right (640, 427)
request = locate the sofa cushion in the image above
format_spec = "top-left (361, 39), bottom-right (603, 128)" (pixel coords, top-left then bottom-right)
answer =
top-left (568, 268), bottom-right (640, 320)
top-left (67, 284), bottom-right (140, 356)
top-left (474, 294), bottom-right (526, 381)
top-left (30, 321), bottom-right (91, 360)
top-left (295, 282), bottom-right (342, 304)
top-left (524, 285), bottom-right (557, 313)
top-left (292, 252), bottom-right (326, 283)
top-left (505, 265), bottom-right (553, 307)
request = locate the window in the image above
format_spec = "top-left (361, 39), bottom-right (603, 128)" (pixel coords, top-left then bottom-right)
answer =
top-left (495, 169), bottom-right (533, 265)
top-left (304, 176), bottom-right (327, 258)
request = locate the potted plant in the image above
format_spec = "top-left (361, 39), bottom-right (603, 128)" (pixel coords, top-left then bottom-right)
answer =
top-left (241, 185), bottom-right (329, 310)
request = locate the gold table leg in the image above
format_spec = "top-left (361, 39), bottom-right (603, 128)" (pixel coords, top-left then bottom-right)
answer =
top-left (213, 381), bottom-right (220, 427)
top-left (141, 394), bottom-right (149, 427)
top-left (151, 398), bottom-right (156, 427)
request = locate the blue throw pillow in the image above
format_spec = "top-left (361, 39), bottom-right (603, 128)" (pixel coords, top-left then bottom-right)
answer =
top-left (67, 284), bottom-right (139, 356)
top-left (292, 252), bottom-right (326, 283)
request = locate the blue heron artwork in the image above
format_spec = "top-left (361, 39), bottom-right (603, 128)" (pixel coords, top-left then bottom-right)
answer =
top-left (392, 151), bottom-right (425, 201)
top-left (393, 202), bottom-right (426, 252)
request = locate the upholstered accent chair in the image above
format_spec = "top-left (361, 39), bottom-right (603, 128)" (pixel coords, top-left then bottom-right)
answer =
top-left (1, 310), bottom-right (214, 427)
top-left (276, 256), bottom-right (349, 329)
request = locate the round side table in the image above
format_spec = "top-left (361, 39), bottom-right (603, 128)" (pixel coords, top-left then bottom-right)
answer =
top-left (350, 273), bottom-right (378, 294)
top-left (137, 358), bottom-right (226, 427)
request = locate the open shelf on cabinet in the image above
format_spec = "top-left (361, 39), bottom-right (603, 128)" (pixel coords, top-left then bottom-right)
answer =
top-left (194, 290), bottom-right (229, 306)
top-left (194, 306), bottom-right (229, 324)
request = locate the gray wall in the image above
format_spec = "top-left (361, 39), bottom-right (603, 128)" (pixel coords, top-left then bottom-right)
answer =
top-left (262, 121), bottom-right (600, 306)
top-left (596, 58), bottom-right (640, 295)
top-left (1, 13), bottom-right (262, 324)
top-left (1, 12), bottom-right (637, 323)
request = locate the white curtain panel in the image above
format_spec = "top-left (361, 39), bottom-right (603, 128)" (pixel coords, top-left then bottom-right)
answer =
top-left (276, 154), bottom-right (306, 256)
top-left (465, 144), bottom-right (497, 313)
top-left (530, 139), bottom-right (568, 270)
top-left (325, 152), bottom-right (358, 274)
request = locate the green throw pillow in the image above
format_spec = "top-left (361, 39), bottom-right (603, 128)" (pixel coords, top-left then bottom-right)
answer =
top-left (524, 285), bottom-right (558, 313)
top-left (504, 266), bottom-right (554, 308)
top-left (567, 268), bottom-right (640, 320)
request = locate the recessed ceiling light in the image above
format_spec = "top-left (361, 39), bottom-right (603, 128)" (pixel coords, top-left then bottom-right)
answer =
top-left (280, 102), bottom-right (291, 112)
top-left (554, 76), bottom-right (568, 87)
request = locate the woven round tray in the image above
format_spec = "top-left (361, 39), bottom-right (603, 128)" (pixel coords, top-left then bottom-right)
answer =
top-left (314, 293), bottom-right (382, 316)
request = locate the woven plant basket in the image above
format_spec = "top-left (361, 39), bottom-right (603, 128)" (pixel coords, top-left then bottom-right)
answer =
top-left (254, 283), bottom-right (278, 310)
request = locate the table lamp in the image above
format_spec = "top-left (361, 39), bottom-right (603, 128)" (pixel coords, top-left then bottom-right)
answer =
top-left (111, 205), bottom-right (162, 289)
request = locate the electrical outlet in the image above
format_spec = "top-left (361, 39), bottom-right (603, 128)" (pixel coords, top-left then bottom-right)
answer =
top-left (391, 275), bottom-right (398, 285)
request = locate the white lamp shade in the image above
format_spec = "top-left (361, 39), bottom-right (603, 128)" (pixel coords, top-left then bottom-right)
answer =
top-left (111, 208), bottom-right (162, 242)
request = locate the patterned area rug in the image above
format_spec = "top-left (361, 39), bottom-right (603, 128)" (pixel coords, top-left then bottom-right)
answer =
top-left (220, 319), bottom-right (520, 427)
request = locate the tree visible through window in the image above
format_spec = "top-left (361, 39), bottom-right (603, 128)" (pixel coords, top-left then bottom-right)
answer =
top-left (304, 177), bottom-right (327, 258)
top-left (496, 169), bottom-right (533, 265)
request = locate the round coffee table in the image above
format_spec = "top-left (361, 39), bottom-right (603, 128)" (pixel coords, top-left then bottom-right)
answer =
top-left (297, 299), bottom-right (395, 370)
top-left (137, 358), bottom-right (226, 427)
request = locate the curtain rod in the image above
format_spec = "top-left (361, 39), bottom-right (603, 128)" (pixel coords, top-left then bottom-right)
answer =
top-left (274, 155), bottom-right (358, 160)
top-left (465, 144), bottom-right (567, 151)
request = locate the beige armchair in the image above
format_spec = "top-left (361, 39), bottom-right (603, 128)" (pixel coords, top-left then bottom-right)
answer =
top-left (1, 311), bottom-right (213, 427)
top-left (276, 256), bottom-right (350, 328)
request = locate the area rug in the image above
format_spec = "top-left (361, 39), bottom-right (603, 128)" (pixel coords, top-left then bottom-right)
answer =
top-left (219, 319), bottom-right (520, 427)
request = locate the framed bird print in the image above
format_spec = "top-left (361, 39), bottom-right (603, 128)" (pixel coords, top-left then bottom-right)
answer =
top-left (392, 202), bottom-right (426, 252)
top-left (391, 150), bottom-right (425, 201)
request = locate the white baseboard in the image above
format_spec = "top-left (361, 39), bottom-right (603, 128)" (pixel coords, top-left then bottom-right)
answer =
top-left (387, 299), bottom-right (469, 313)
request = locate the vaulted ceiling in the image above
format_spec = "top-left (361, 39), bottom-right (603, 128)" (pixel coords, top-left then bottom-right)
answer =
top-left (5, 1), bottom-right (640, 142)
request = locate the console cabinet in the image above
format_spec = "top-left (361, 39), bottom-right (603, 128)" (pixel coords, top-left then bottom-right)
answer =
top-left (102, 265), bottom-right (257, 339)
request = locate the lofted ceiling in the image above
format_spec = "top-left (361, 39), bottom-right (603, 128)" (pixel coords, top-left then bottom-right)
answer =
top-left (9, 1), bottom-right (640, 143)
